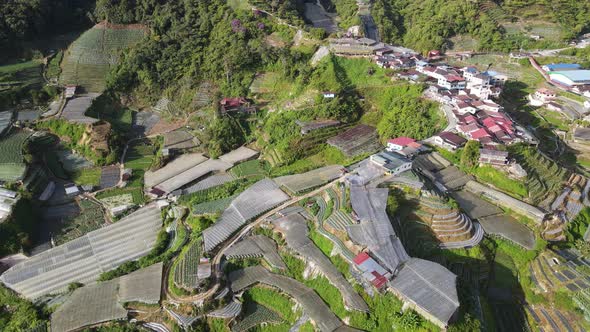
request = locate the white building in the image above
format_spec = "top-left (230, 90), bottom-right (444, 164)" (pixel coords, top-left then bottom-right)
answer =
top-left (370, 151), bottom-right (413, 176)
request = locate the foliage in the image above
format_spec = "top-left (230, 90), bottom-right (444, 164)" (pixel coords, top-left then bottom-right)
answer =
top-left (460, 140), bottom-right (480, 169)
top-left (375, 84), bottom-right (444, 141)
top-left (242, 287), bottom-right (300, 323)
top-left (72, 167), bottom-right (101, 186)
top-left (180, 178), bottom-right (258, 207)
top-left (372, 0), bottom-right (590, 52)
top-left (207, 117), bottom-right (246, 158)
top-left (471, 165), bottom-right (528, 198)
top-left (0, 285), bottom-right (47, 331)
top-left (0, 198), bottom-right (40, 256)
top-left (0, 0), bottom-right (91, 53)
top-left (566, 207), bottom-right (590, 245)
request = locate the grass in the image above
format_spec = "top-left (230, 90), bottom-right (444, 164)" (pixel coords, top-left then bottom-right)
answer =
top-left (557, 90), bottom-right (587, 103)
top-left (46, 51), bottom-right (63, 81)
top-left (537, 108), bottom-right (569, 131)
top-left (0, 60), bottom-right (42, 74)
top-left (243, 287), bottom-right (300, 323)
top-left (227, 0), bottom-right (250, 11)
top-left (72, 167), bottom-right (101, 186)
top-left (472, 165), bottom-right (528, 199)
top-left (0, 131), bottom-right (32, 181)
top-left (270, 145), bottom-right (367, 177)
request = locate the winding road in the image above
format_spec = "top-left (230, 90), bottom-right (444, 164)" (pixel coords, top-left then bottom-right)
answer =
top-left (163, 177), bottom-right (345, 304)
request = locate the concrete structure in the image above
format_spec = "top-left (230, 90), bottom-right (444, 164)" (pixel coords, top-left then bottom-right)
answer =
top-left (434, 132), bottom-right (467, 150)
top-left (549, 70), bottom-right (590, 86)
top-left (542, 63), bottom-right (582, 72)
top-left (370, 151), bottom-right (413, 176)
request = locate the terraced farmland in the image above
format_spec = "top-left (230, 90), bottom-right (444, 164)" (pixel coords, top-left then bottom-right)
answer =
top-left (60, 22), bottom-right (147, 92)
top-left (173, 238), bottom-right (202, 290)
top-left (0, 130), bottom-right (32, 181)
top-left (54, 199), bottom-right (106, 245)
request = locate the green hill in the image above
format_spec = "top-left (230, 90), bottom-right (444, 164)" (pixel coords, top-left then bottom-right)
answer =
top-left (60, 22), bottom-right (147, 92)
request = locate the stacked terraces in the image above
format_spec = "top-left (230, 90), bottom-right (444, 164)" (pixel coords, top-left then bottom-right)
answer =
top-left (60, 22), bottom-right (147, 92)
top-left (513, 146), bottom-right (569, 209)
top-left (413, 195), bottom-right (483, 249)
top-left (225, 235), bottom-right (286, 270)
top-left (526, 305), bottom-right (583, 332)
top-left (203, 179), bottom-right (289, 252)
top-left (0, 204), bottom-right (162, 299)
top-left (545, 174), bottom-right (590, 241)
top-left (530, 249), bottom-right (590, 293)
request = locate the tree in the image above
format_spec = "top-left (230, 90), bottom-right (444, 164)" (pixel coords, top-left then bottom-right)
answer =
top-left (460, 140), bottom-right (480, 169)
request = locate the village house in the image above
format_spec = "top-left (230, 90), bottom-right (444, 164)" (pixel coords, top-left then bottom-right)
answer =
top-left (533, 88), bottom-right (557, 104)
top-left (434, 132), bottom-right (467, 150)
top-left (219, 97), bottom-right (256, 115)
top-left (370, 151), bottom-right (413, 176)
top-left (387, 137), bottom-right (416, 151)
top-left (439, 74), bottom-right (466, 90)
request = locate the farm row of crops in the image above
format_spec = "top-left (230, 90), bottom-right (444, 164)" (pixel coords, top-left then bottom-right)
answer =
top-left (229, 160), bottom-right (267, 178)
top-left (60, 24), bottom-right (146, 92)
top-left (54, 199), bottom-right (105, 245)
top-left (0, 130), bottom-right (32, 181)
top-left (173, 238), bottom-right (202, 290)
top-left (511, 145), bottom-right (568, 206)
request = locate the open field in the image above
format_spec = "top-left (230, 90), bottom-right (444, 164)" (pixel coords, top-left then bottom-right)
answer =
top-left (60, 22), bottom-right (147, 92)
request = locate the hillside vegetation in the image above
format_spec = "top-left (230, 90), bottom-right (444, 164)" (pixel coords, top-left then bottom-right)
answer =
top-left (60, 22), bottom-right (147, 92)
top-left (372, 0), bottom-right (590, 52)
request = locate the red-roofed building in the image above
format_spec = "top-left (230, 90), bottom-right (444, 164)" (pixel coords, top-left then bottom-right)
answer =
top-left (434, 131), bottom-right (467, 150)
top-left (220, 97), bottom-right (256, 115)
top-left (439, 74), bottom-right (466, 90)
top-left (353, 252), bottom-right (390, 290)
top-left (470, 128), bottom-right (492, 140)
top-left (387, 137), bottom-right (416, 151)
top-left (458, 123), bottom-right (481, 134)
top-left (353, 252), bottom-right (370, 265)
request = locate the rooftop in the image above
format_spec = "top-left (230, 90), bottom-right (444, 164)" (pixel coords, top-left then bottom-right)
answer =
top-left (549, 70), bottom-right (590, 82)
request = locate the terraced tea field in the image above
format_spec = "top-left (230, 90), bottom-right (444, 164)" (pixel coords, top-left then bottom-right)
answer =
top-left (0, 130), bottom-right (33, 181)
top-left (60, 22), bottom-right (147, 92)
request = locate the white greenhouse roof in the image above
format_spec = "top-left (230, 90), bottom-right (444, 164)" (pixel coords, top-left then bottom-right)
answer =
top-left (0, 204), bottom-right (162, 299)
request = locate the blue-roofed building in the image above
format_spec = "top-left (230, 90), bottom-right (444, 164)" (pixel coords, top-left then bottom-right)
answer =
top-left (369, 151), bottom-right (413, 176)
top-left (542, 63), bottom-right (582, 72)
top-left (549, 70), bottom-right (590, 86)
